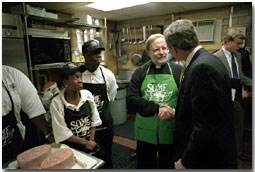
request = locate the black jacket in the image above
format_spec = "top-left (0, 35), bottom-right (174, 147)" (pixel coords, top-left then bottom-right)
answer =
top-left (174, 48), bottom-right (237, 169)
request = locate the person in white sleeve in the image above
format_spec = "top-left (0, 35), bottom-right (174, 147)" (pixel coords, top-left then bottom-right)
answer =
top-left (2, 65), bottom-right (54, 163)
top-left (50, 63), bottom-right (102, 154)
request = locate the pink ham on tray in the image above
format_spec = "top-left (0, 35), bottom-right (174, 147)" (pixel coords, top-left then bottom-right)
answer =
top-left (17, 144), bottom-right (51, 169)
top-left (40, 148), bottom-right (75, 169)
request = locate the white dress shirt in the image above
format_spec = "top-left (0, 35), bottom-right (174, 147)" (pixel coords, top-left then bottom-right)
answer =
top-left (222, 46), bottom-right (240, 77)
top-left (221, 46), bottom-right (240, 101)
top-left (82, 66), bottom-right (118, 102)
top-left (185, 45), bottom-right (202, 68)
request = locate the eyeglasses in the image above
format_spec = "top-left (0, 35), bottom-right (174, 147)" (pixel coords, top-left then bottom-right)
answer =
top-left (149, 47), bottom-right (169, 54)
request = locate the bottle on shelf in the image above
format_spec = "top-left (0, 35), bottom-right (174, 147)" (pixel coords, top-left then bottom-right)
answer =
top-left (72, 49), bottom-right (85, 63)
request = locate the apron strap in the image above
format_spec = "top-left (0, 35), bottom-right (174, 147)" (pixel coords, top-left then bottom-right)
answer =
top-left (99, 66), bottom-right (106, 84)
top-left (2, 81), bottom-right (26, 140)
top-left (2, 82), bottom-right (14, 114)
top-left (166, 62), bottom-right (173, 75)
top-left (99, 66), bottom-right (109, 99)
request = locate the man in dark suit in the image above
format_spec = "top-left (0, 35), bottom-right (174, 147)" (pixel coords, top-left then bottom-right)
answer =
top-left (214, 28), bottom-right (252, 162)
top-left (164, 19), bottom-right (237, 169)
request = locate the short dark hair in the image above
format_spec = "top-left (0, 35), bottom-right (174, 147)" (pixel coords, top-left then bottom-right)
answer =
top-left (164, 19), bottom-right (198, 51)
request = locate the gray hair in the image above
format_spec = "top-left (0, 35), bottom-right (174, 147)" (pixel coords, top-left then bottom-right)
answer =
top-left (223, 28), bottom-right (246, 44)
top-left (164, 19), bottom-right (198, 50)
top-left (145, 33), bottom-right (165, 51)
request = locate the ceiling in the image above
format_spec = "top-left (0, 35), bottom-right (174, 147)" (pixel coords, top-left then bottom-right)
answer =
top-left (26, 2), bottom-right (242, 22)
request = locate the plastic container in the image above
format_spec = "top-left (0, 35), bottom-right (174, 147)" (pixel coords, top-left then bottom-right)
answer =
top-left (109, 88), bottom-right (127, 125)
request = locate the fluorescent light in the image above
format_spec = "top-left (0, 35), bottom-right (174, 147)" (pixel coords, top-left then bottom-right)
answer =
top-left (85, 1), bottom-right (149, 11)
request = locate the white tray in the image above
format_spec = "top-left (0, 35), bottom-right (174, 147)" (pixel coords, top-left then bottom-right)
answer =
top-left (8, 143), bottom-right (98, 169)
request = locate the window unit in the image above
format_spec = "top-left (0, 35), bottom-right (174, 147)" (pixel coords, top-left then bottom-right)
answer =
top-left (193, 19), bottom-right (215, 42)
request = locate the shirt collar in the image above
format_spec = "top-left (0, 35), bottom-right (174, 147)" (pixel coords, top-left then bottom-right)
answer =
top-left (222, 46), bottom-right (232, 57)
top-left (60, 89), bottom-right (86, 108)
top-left (83, 66), bottom-right (101, 75)
top-left (185, 45), bottom-right (202, 67)
top-left (151, 61), bottom-right (167, 69)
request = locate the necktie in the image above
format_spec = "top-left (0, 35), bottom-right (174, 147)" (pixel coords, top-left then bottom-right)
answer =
top-left (231, 53), bottom-right (239, 78)
top-left (179, 64), bottom-right (186, 84)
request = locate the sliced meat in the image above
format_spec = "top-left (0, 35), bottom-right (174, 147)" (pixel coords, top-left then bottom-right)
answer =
top-left (17, 144), bottom-right (51, 169)
top-left (40, 148), bottom-right (75, 169)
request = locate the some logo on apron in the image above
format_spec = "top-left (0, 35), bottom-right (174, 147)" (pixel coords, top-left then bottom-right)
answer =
top-left (93, 94), bottom-right (104, 113)
top-left (2, 126), bottom-right (14, 147)
top-left (70, 116), bottom-right (91, 137)
top-left (144, 83), bottom-right (173, 102)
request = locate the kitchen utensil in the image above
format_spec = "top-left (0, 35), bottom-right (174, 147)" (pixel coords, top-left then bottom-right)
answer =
top-left (133, 27), bottom-right (137, 44)
top-left (118, 28), bottom-right (128, 64)
top-left (143, 26), bottom-right (147, 43)
top-left (131, 28), bottom-right (142, 66)
top-left (128, 27), bottom-right (132, 44)
top-left (118, 32), bottom-right (122, 57)
top-left (121, 28), bottom-right (125, 42)
top-left (122, 28), bottom-right (128, 48)
top-left (138, 27), bottom-right (143, 44)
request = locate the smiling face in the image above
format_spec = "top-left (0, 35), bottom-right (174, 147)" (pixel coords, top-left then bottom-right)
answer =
top-left (64, 71), bottom-right (83, 91)
top-left (146, 37), bottom-right (169, 66)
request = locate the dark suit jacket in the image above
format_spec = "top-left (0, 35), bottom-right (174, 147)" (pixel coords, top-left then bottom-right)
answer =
top-left (174, 48), bottom-right (237, 169)
top-left (214, 48), bottom-right (252, 88)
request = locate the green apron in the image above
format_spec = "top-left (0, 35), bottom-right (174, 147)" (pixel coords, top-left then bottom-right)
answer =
top-left (135, 63), bottom-right (178, 145)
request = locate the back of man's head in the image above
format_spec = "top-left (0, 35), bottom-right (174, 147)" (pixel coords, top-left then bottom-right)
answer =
top-left (164, 19), bottom-right (198, 51)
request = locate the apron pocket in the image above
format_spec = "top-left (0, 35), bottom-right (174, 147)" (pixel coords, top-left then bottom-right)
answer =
top-left (135, 127), bottom-right (157, 145)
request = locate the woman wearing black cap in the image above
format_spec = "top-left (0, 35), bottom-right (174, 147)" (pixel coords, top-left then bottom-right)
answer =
top-left (50, 63), bottom-right (102, 153)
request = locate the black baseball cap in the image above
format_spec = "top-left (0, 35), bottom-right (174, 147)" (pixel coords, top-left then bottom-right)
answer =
top-left (61, 63), bottom-right (86, 79)
top-left (82, 39), bottom-right (105, 54)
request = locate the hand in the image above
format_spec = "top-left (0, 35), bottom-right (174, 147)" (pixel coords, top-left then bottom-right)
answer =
top-left (158, 105), bottom-right (171, 120)
top-left (175, 159), bottom-right (185, 169)
top-left (158, 104), bottom-right (175, 121)
top-left (161, 104), bottom-right (175, 118)
top-left (84, 140), bottom-right (97, 150)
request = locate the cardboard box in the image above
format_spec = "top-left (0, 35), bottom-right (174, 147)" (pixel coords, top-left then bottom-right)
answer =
top-left (26, 4), bottom-right (46, 17)
top-left (45, 12), bottom-right (58, 19)
top-left (73, 14), bottom-right (93, 25)
top-left (10, 4), bottom-right (46, 17)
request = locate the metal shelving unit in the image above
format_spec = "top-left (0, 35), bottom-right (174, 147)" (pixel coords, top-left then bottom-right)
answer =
top-left (20, 2), bottom-right (107, 86)
top-left (27, 15), bottom-right (106, 30)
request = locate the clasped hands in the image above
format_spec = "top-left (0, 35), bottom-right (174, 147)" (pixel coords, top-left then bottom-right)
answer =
top-left (158, 104), bottom-right (175, 121)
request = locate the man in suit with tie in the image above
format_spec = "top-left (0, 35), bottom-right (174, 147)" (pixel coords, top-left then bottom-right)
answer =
top-left (214, 28), bottom-right (252, 162)
top-left (164, 19), bottom-right (237, 169)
